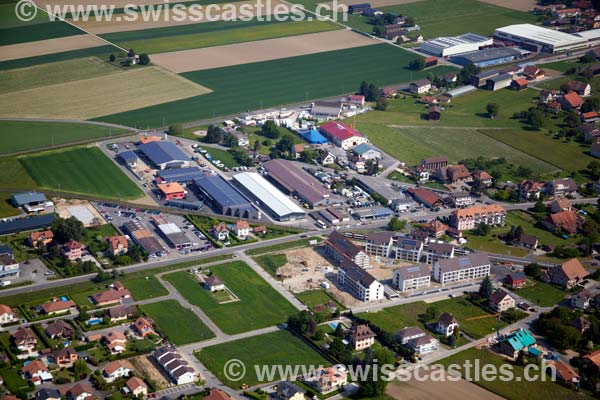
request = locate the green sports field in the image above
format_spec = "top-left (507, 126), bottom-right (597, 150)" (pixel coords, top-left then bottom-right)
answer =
top-left (96, 44), bottom-right (456, 127)
top-left (197, 330), bottom-right (330, 388)
top-left (140, 300), bottom-right (215, 345)
top-left (102, 16), bottom-right (339, 54)
top-left (164, 261), bottom-right (297, 334)
top-left (19, 146), bottom-right (143, 199)
top-left (0, 120), bottom-right (127, 154)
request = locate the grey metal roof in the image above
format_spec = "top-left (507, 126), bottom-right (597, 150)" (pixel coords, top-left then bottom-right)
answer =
top-left (11, 191), bottom-right (46, 206)
top-left (193, 174), bottom-right (252, 208)
top-left (263, 159), bottom-right (329, 205)
top-left (138, 141), bottom-right (189, 166)
top-left (436, 253), bottom-right (490, 272)
top-left (157, 167), bottom-right (204, 183)
top-left (453, 47), bottom-right (521, 63)
top-left (117, 151), bottom-right (138, 162)
top-left (233, 172), bottom-right (305, 218)
top-left (0, 214), bottom-right (55, 235)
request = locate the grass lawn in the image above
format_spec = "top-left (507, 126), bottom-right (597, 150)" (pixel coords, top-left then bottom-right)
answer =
top-left (296, 290), bottom-right (345, 313)
top-left (19, 146), bottom-right (143, 200)
top-left (103, 17), bottom-right (339, 53)
top-left (202, 147), bottom-right (240, 168)
top-left (0, 193), bottom-right (19, 217)
top-left (541, 59), bottom-right (593, 73)
top-left (358, 297), bottom-right (505, 339)
top-left (254, 253), bottom-right (288, 278)
top-left (513, 281), bottom-right (566, 307)
top-left (506, 210), bottom-right (580, 248)
top-left (0, 365), bottom-right (31, 393)
top-left (437, 348), bottom-right (590, 400)
top-left (464, 232), bottom-right (530, 257)
top-left (197, 330), bottom-right (330, 388)
top-left (121, 274), bottom-right (168, 301)
top-left (246, 237), bottom-right (322, 256)
top-left (140, 300), bottom-right (215, 345)
top-left (164, 262), bottom-right (297, 334)
top-left (96, 44), bottom-right (457, 127)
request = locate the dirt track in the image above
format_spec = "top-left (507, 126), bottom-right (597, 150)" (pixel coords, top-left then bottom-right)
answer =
top-left (0, 34), bottom-right (107, 62)
top-left (151, 29), bottom-right (378, 73)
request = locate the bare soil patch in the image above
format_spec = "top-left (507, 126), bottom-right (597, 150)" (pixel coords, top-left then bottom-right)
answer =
top-left (151, 29), bottom-right (378, 73)
top-left (69, 0), bottom-right (290, 34)
top-left (129, 355), bottom-right (171, 389)
top-left (475, 0), bottom-right (536, 11)
top-left (0, 34), bottom-right (107, 62)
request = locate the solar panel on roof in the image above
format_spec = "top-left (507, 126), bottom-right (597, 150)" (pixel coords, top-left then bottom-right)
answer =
top-left (407, 266), bottom-right (421, 272)
top-left (458, 257), bottom-right (471, 267)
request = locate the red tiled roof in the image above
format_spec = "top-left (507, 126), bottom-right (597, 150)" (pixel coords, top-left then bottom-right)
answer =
top-left (546, 210), bottom-right (578, 234)
top-left (320, 121), bottom-right (364, 141)
top-left (564, 91), bottom-right (584, 108)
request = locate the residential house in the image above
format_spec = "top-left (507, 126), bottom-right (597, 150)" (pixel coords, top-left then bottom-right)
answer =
top-left (210, 223), bottom-right (230, 242)
top-left (107, 235), bottom-right (128, 256)
top-left (583, 350), bottom-right (600, 369)
top-left (445, 72), bottom-right (458, 83)
top-left (204, 389), bottom-right (230, 400)
top-left (325, 231), bottom-right (370, 269)
top-left (29, 230), bottom-right (54, 249)
top-left (450, 204), bottom-right (506, 231)
top-left (393, 263), bottom-right (431, 291)
top-left (347, 94), bottom-right (366, 106)
top-left (337, 258), bottom-right (384, 302)
top-left (432, 253), bottom-right (490, 285)
top-left (65, 383), bottom-right (95, 400)
top-left (35, 388), bottom-right (61, 400)
top-left (571, 289), bottom-right (594, 309)
top-left (545, 178), bottom-right (578, 197)
top-left (582, 111), bottom-right (600, 123)
top-left (567, 80), bottom-right (591, 96)
top-left (61, 240), bottom-right (83, 261)
top-left (496, 328), bottom-right (536, 359)
top-left (380, 86), bottom-right (397, 98)
top-left (518, 234), bottom-right (538, 250)
top-left (292, 144), bottom-right (304, 159)
top-left (570, 315), bottom-right (591, 333)
top-left (408, 187), bottom-right (443, 209)
top-left (519, 179), bottom-right (544, 200)
top-left (124, 377), bottom-right (148, 398)
top-left (107, 305), bottom-right (135, 323)
top-left (549, 360), bottom-right (580, 384)
top-left (45, 320), bottom-right (73, 339)
top-left (276, 381), bottom-right (304, 400)
top-left (13, 327), bottom-right (37, 351)
top-left (550, 198), bottom-right (571, 213)
top-left (364, 231), bottom-right (394, 258)
top-left (153, 346), bottom-right (197, 385)
top-left (0, 253), bottom-right (20, 279)
top-left (407, 333), bottom-right (439, 355)
top-left (53, 347), bottom-right (78, 368)
top-left (510, 77), bottom-right (528, 90)
top-left (396, 238), bottom-right (424, 263)
top-left (421, 220), bottom-right (448, 238)
top-left (544, 258), bottom-right (588, 289)
top-left (425, 242), bottom-right (455, 265)
top-left (317, 151), bottom-right (337, 166)
top-left (409, 79), bottom-right (432, 94)
top-left (419, 95), bottom-right (437, 104)
top-left (448, 191), bottom-right (472, 208)
top-left (435, 312), bottom-right (459, 337)
top-left (90, 282), bottom-right (131, 306)
top-left (233, 220), bottom-right (250, 240)
top-left (350, 324), bottom-right (376, 350)
top-left (548, 100), bottom-right (562, 114)
top-left (204, 275), bottom-right (225, 292)
top-left (103, 330), bottom-right (127, 354)
top-left (504, 272), bottom-right (527, 289)
top-left (489, 288), bottom-right (515, 312)
top-left (102, 360), bottom-right (133, 383)
top-left (542, 210), bottom-right (579, 234)
top-left (20, 360), bottom-right (52, 385)
top-left (304, 366), bottom-right (348, 394)
top-left (0, 304), bottom-right (16, 325)
top-left (582, 123), bottom-right (600, 142)
top-left (523, 65), bottom-right (545, 80)
top-left (561, 91), bottom-right (584, 110)
top-left (539, 89), bottom-right (557, 103)
top-left (437, 165), bottom-right (471, 184)
top-left (133, 317), bottom-right (154, 338)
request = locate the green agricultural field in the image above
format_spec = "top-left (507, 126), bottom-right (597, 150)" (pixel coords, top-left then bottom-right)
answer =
top-left (96, 44), bottom-right (457, 127)
top-left (0, 193), bottom-right (18, 218)
top-left (479, 129), bottom-right (596, 172)
top-left (438, 348), bottom-right (589, 400)
top-left (0, 121), bottom-right (127, 155)
top-left (0, 57), bottom-right (122, 94)
top-left (102, 17), bottom-right (339, 54)
top-left (19, 146), bottom-right (143, 200)
top-left (141, 300), bottom-right (215, 345)
top-left (164, 262), bottom-right (297, 334)
top-left (254, 253), bottom-right (287, 277)
top-left (0, 156), bottom-right (37, 190)
top-left (0, 45), bottom-right (118, 70)
top-left (377, 0), bottom-right (538, 37)
top-left (513, 281), bottom-right (566, 307)
top-left (197, 330), bottom-right (330, 388)
top-left (358, 297), bottom-right (506, 339)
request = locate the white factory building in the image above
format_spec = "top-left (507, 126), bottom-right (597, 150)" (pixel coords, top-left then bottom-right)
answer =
top-left (232, 172), bottom-right (306, 221)
top-left (494, 24), bottom-right (588, 53)
top-left (420, 33), bottom-right (493, 57)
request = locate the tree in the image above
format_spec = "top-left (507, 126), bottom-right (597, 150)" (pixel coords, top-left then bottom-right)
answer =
top-left (408, 58), bottom-right (425, 71)
top-left (458, 63), bottom-right (480, 85)
top-left (582, 97), bottom-right (600, 113)
top-left (359, 80), bottom-right (369, 96)
top-left (472, 223), bottom-right (491, 236)
top-left (388, 216), bottom-right (406, 231)
top-left (359, 346), bottom-right (395, 397)
top-left (138, 53), bottom-right (150, 65)
top-left (300, 148), bottom-right (317, 163)
top-left (423, 305), bottom-right (437, 322)
top-left (73, 359), bottom-right (90, 380)
top-left (168, 124), bottom-right (183, 135)
top-left (52, 217), bottom-right (85, 243)
top-left (205, 125), bottom-right (223, 143)
top-left (260, 120), bottom-right (280, 139)
top-left (253, 140), bottom-right (261, 153)
top-left (127, 49), bottom-right (136, 57)
top-left (375, 97), bottom-right (388, 111)
top-left (588, 160), bottom-right (600, 180)
top-left (366, 83), bottom-right (379, 102)
top-left (524, 263), bottom-right (541, 279)
top-left (479, 275), bottom-right (493, 300)
top-left (486, 103), bottom-right (499, 118)
top-left (580, 53), bottom-right (596, 64)
top-left (527, 109), bottom-right (544, 130)
top-left (109, 54), bottom-right (116, 62)
top-left (533, 200), bottom-right (546, 213)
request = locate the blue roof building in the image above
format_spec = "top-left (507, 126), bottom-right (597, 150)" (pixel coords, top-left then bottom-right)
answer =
top-left (300, 129), bottom-right (328, 144)
top-left (117, 151), bottom-right (138, 166)
top-left (193, 174), bottom-right (259, 219)
top-left (157, 167), bottom-right (204, 183)
top-left (11, 192), bottom-right (46, 207)
top-left (138, 141), bottom-right (190, 170)
top-left (498, 328), bottom-right (536, 358)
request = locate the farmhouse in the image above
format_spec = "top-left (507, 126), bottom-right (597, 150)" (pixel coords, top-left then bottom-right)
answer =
top-left (582, 111), bottom-right (600, 123)
top-left (325, 231), bottom-right (370, 268)
top-left (337, 258), bottom-right (383, 302)
top-left (542, 210), bottom-right (579, 234)
top-left (450, 204), bottom-right (506, 231)
top-left (511, 77), bottom-right (528, 90)
top-left (350, 324), bottom-right (375, 350)
top-left (193, 174), bottom-right (259, 219)
top-left (233, 172), bottom-right (306, 221)
top-left (561, 91), bottom-right (584, 110)
top-left (437, 164), bottom-right (471, 184)
top-left (263, 159), bottom-right (330, 208)
top-left (545, 178), bottom-right (578, 197)
top-left (494, 24), bottom-right (588, 53)
top-left (319, 121), bottom-right (368, 150)
top-left (393, 263), bottom-right (431, 291)
top-left (409, 79), bottom-right (432, 94)
top-left (489, 288), bottom-right (515, 312)
top-left (543, 258), bottom-right (588, 288)
top-left (138, 141), bottom-right (191, 170)
top-left (432, 253), bottom-right (491, 285)
top-left (567, 80), bottom-right (592, 96)
top-left (420, 33), bottom-right (493, 57)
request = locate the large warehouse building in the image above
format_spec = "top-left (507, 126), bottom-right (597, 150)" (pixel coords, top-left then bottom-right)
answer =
top-left (263, 159), bottom-right (330, 208)
top-left (420, 33), bottom-right (493, 57)
top-left (138, 141), bottom-right (191, 170)
top-left (193, 174), bottom-right (260, 219)
top-left (494, 24), bottom-right (588, 53)
top-left (451, 47), bottom-right (528, 67)
top-left (232, 172), bottom-right (306, 221)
